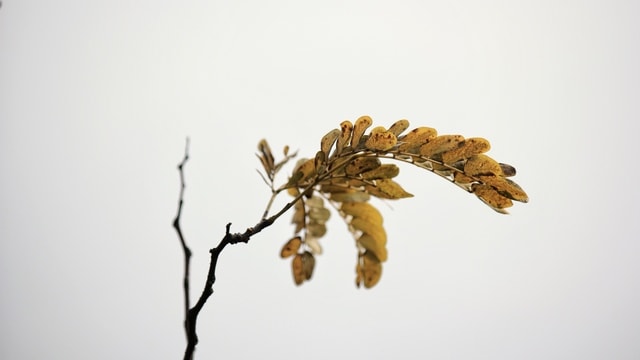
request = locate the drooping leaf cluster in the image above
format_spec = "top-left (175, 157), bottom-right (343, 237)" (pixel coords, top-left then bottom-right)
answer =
top-left (257, 116), bottom-right (528, 288)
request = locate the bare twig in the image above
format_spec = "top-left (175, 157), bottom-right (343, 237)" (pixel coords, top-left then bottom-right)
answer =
top-left (173, 136), bottom-right (322, 359)
top-left (172, 138), bottom-right (193, 358)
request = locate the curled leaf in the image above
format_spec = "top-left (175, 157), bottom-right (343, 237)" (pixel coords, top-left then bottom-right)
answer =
top-left (335, 120), bottom-right (353, 156)
top-left (356, 251), bottom-right (382, 289)
top-left (351, 116), bottom-right (373, 148)
top-left (257, 139), bottom-right (275, 175)
top-left (320, 129), bottom-right (341, 155)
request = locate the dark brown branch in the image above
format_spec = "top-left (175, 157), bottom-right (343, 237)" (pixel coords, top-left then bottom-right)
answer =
top-left (175, 141), bottom-right (314, 359)
top-left (172, 138), bottom-right (194, 359)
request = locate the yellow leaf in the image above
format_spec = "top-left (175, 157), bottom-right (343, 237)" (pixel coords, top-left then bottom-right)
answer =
top-left (441, 137), bottom-right (491, 164)
top-left (464, 154), bottom-right (503, 177)
top-left (365, 179), bottom-right (414, 199)
top-left (471, 183), bottom-right (513, 214)
top-left (479, 175), bottom-right (529, 203)
top-left (453, 171), bottom-right (476, 185)
top-left (291, 199), bottom-right (305, 233)
top-left (280, 236), bottom-right (302, 258)
top-left (387, 119), bottom-right (410, 137)
top-left (419, 135), bottom-right (465, 158)
top-left (397, 127), bottom-right (438, 152)
top-left (365, 130), bottom-right (397, 151)
top-left (361, 164), bottom-right (400, 180)
top-left (345, 156), bottom-right (381, 176)
top-left (335, 120), bottom-right (353, 155)
top-left (329, 191), bottom-right (371, 203)
top-left (356, 251), bottom-right (382, 289)
top-left (350, 217), bottom-right (387, 248)
top-left (290, 158), bottom-right (316, 184)
top-left (351, 116), bottom-right (373, 148)
top-left (357, 233), bottom-right (388, 262)
top-left (340, 202), bottom-right (383, 225)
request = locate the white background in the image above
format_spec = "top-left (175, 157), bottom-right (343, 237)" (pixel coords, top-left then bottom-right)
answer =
top-left (2, 1), bottom-right (639, 359)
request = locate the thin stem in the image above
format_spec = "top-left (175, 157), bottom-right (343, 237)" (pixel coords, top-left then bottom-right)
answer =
top-left (172, 138), bottom-right (193, 359)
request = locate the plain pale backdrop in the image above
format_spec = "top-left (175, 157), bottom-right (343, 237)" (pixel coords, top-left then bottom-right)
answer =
top-left (1, 1), bottom-right (639, 359)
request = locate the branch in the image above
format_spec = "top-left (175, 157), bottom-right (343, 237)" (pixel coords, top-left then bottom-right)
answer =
top-left (172, 138), bottom-right (193, 358)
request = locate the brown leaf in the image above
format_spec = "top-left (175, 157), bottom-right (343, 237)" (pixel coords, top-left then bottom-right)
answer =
top-left (351, 116), bottom-right (373, 148)
top-left (365, 179), bottom-right (414, 199)
top-left (280, 236), bottom-right (302, 258)
top-left (345, 156), bottom-right (381, 176)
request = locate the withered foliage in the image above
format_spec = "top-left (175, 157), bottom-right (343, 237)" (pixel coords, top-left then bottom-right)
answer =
top-left (257, 116), bottom-right (528, 288)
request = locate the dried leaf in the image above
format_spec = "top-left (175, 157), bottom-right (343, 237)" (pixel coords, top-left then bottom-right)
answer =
top-left (340, 202), bottom-right (384, 225)
top-left (280, 236), bottom-right (302, 258)
top-left (292, 254), bottom-right (305, 285)
top-left (257, 139), bottom-right (275, 173)
top-left (365, 130), bottom-right (397, 151)
top-left (397, 127), bottom-right (438, 152)
top-left (314, 151), bottom-right (327, 174)
top-left (464, 154), bottom-right (503, 177)
top-left (471, 183), bottom-right (513, 213)
top-left (387, 119), bottom-right (410, 137)
top-left (480, 175), bottom-right (529, 203)
top-left (365, 179), bottom-right (414, 199)
top-left (351, 116), bottom-right (373, 148)
top-left (357, 233), bottom-right (388, 262)
top-left (499, 163), bottom-right (517, 177)
top-left (351, 217), bottom-right (387, 247)
top-left (290, 158), bottom-right (317, 184)
top-left (345, 156), bottom-right (381, 176)
top-left (329, 190), bottom-right (371, 203)
top-left (419, 135), bottom-right (465, 158)
top-left (335, 120), bottom-right (353, 156)
top-left (453, 171), bottom-right (475, 185)
top-left (305, 236), bottom-right (323, 255)
top-left (308, 206), bottom-right (331, 223)
top-left (361, 164), bottom-right (400, 180)
top-left (441, 137), bottom-right (491, 164)
top-left (356, 251), bottom-right (382, 289)
top-left (307, 222), bottom-right (327, 237)
top-left (301, 251), bottom-right (315, 280)
top-left (291, 199), bottom-right (305, 233)
top-left (320, 128), bottom-right (341, 154)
